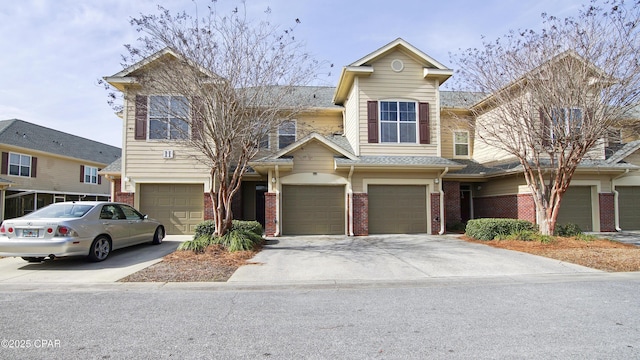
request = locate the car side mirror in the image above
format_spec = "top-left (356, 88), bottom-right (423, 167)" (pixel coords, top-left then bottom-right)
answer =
top-left (143, 214), bottom-right (148, 220)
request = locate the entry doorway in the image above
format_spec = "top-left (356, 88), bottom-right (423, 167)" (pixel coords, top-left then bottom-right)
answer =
top-left (460, 185), bottom-right (472, 223)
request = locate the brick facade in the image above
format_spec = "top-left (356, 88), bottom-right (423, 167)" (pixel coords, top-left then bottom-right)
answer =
top-left (352, 193), bottom-right (368, 236)
top-left (431, 193), bottom-right (441, 235)
top-left (204, 193), bottom-right (214, 221)
top-left (599, 192), bottom-right (615, 232)
top-left (113, 178), bottom-right (134, 206)
top-left (443, 181), bottom-right (461, 227)
top-left (264, 192), bottom-right (277, 236)
top-left (474, 194), bottom-right (536, 223)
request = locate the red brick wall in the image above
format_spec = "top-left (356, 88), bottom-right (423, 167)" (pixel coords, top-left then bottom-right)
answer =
top-left (352, 193), bottom-right (368, 236)
top-left (474, 194), bottom-right (536, 223)
top-left (204, 193), bottom-right (214, 221)
top-left (113, 179), bottom-right (134, 206)
top-left (443, 181), bottom-right (461, 227)
top-left (265, 192), bottom-right (277, 236)
top-left (431, 193), bottom-right (441, 234)
top-left (599, 193), bottom-right (615, 232)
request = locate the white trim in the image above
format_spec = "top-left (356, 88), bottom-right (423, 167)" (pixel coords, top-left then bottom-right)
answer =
top-left (378, 99), bottom-right (419, 144)
top-left (453, 130), bottom-right (470, 158)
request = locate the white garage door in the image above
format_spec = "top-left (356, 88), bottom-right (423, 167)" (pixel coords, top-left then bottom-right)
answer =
top-left (139, 184), bottom-right (204, 235)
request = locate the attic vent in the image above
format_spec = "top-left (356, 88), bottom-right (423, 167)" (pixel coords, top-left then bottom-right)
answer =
top-left (391, 59), bottom-right (404, 72)
top-left (163, 150), bottom-right (174, 159)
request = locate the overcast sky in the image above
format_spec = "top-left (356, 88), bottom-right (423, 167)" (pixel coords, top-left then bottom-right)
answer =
top-left (0, 0), bottom-right (585, 148)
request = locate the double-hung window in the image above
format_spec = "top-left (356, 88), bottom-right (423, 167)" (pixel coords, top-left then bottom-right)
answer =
top-left (551, 107), bottom-right (582, 139)
top-left (380, 101), bottom-right (417, 143)
top-left (84, 166), bottom-right (98, 184)
top-left (149, 95), bottom-right (190, 140)
top-left (9, 153), bottom-right (31, 177)
top-left (278, 120), bottom-right (296, 149)
top-left (454, 131), bottom-right (470, 157)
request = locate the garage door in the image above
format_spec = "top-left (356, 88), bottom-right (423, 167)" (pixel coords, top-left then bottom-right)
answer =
top-left (368, 185), bottom-right (427, 234)
top-left (139, 184), bottom-right (204, 235)
top-left (618, 186), bottom-right (640, 230)
top-left (282, 185), bottom-right (344, 235)
top-left (557, 186), bottom-right (592, 231)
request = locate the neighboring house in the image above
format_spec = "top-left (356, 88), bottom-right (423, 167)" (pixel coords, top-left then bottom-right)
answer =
top-left (0, 119), bottom-right (121, 220)
top-left (103, 38), bottom-right (640, 235)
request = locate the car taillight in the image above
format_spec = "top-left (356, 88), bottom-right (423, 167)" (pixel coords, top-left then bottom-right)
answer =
top-left (0, 225), bottom-right (4, 234)
top-left (55, 226), bottom-right (78, 237)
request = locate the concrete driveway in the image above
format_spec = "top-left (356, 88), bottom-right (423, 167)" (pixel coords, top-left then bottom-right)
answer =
top-left (0, 235), bottom-right (189, 284)
top-left (228, 234), bottom-right (601, 284)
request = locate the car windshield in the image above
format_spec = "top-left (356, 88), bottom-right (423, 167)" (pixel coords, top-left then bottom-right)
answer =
top-left (23, 203), bottom-right (95, 219)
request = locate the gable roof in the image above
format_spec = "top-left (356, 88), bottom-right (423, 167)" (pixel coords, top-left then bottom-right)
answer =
top-left (606, 140), bottom-right (640, 164)
top-left (270, 133), bottom-right (358, 161)
top-left (0, 119), bottom-right (121, 165)
top-left (333, 38), bottom-right (453, 105)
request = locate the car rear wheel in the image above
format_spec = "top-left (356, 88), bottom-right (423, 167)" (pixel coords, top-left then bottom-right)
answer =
top-left (88, 236), bottom-right (111, 262)
top-left (152, 226), bottom-right (164, 245)
top-left (21, 257), bottom-right (45, 263)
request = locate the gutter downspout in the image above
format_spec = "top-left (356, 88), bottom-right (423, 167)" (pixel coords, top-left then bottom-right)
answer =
top-left (438, 167), bottom-right (449, 235)
top-left (347, 165), bottom-right (354, 236)
top-left (274, 165), bottom-right (281, 237)
top-left (612, 169), bottom-right (630, 232)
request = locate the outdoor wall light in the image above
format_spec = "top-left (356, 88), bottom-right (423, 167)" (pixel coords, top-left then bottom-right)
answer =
top-left (271, 178), bottom-right (276, 183)
top-left (434, 178), bottom-right (440, 184)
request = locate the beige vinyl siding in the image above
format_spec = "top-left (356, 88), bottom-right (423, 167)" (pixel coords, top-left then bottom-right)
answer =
top-left (290, 140), bottom-right (338, 174)
top-left (357, 50), bottom-right (439, 157)
top-left (441, 113), bottom-right (473, 159)
top-left (122, 91), bottom-right (211, 190)
top-left (344, 82), bottom-right (359, 155)
top-left (473, 109), bottom-right (517, 163)
top-left (624, 149), bottom-right (640, 165)
top-left (475, 175), bottom-right (529, 198)
top-left (0, 146), bottom-right (111, 195)
top-left (351, 171), bottom-right (439, 192)
top-left (297, 112), bottom-right (343, 137)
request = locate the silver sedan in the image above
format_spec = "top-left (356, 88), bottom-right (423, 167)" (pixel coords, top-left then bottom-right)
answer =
top-left (0, 201), bottom-right (165, 262)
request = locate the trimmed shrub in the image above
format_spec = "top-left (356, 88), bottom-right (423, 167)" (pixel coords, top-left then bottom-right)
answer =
top-left (555, 223), bottom-right (582, 237)
top-left (465, 218), bottom-right (536, 240)
top-left (221, 229), bottom-right (264, 252)
top-left (231, 220), bottom-right (264, 236)
top-left (194, 220), bottom-right (216, 238)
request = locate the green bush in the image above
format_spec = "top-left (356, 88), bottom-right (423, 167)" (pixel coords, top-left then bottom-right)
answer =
top-left (177, 235), bottom-right (213, 254)
top-left (465, 218), bottom-right (536, 240)
top-left (555, 223), bottom-right (582, 237)
top-left (221, 229), bottom-right (264, 252)
top-left (194, 220), bottom-right (216, 238)
top-left (231, 220), bottom-right (264, 236)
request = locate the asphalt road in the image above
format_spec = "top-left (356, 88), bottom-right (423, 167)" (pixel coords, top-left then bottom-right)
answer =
top-left (1, 274), bottom-right (639, 359)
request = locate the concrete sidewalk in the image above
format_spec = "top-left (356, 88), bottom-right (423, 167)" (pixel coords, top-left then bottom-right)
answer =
top-left (228, 234), bottom-right (601, 284)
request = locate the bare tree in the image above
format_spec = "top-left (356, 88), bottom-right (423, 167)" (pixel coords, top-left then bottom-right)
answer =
top-left (450, 0), bottom-right (640, 235)
top-left (120, 2), bottom-right (322, 236)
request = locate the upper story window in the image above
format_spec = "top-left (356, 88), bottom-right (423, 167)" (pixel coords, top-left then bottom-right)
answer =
top-left (551, 107), bottom-right (582, 139)
top-left (380, 101), bottom-right (417, 143)
top-left (148, 95), bottom-right (190, 140)
top-left (259, 134), bottom-right (270, 149)
top-left (454, 131), bottom-right (470, 157)
top-left (83, 166), bottom-right (98, 184)
top-left (278, 120), bottom-right (296, 149)
top-left (9, 153), bottom-right (32, 177)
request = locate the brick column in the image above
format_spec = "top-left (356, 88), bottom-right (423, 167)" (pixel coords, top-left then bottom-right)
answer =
top-left (352, 193), bottom-right (368, 236)
top-left (265, 192), bottom-right (277, 236)
top-left (599, 193), bottom-right (615, 232)
top-left (114, 179), bottom-right (134, 206)
top-left (204, 193), bottom-right (214, 221)
top-left (431, 193), bottom-right (441, 235)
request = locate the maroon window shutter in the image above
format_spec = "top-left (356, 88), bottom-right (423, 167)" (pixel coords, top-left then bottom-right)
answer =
top-left (367, 101), bottom-right (378, 143)
top-left (419, 102), bottom-right (430, 144)
top-left (98, 168), bottom-right (102, 185)
top-left (31, 157), bottom-right (37, 178)
top-left (135, 95), bottom-right (148, 140)
top-left (80, 165), bottom-right (85, 183)
top-left (1, 152), bottom-right (7, 175)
